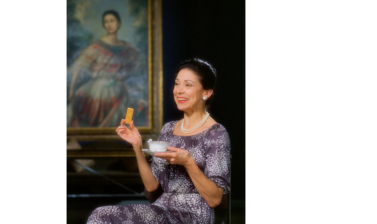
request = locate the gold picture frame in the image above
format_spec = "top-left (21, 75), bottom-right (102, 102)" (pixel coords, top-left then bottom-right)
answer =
top-left (66, 0), bottom-right (162, 142)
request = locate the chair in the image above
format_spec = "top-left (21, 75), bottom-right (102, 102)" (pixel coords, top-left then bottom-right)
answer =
top-left (214, 193), bottom-right (230, 224)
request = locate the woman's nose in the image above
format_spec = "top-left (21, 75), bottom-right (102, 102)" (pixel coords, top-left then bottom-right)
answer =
top-left (175, 85), bottom-right (184, 93)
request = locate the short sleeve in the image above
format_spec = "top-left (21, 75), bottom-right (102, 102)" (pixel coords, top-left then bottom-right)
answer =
top-left (204, 128), bottom-right (231, 194)
top-left (150, 122), bottom-right (174, 184)
top-left (150, 156), bottom-right (166, 184)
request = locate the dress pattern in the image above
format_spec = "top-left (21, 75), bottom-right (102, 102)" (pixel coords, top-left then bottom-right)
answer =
top-left (87, 121), bottom-right (231, 224)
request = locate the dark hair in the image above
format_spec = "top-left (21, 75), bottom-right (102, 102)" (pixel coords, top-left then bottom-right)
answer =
top-left (102, 10), bottom-right (121, 28)
top-left (175, 58), bottom-right (217, 107)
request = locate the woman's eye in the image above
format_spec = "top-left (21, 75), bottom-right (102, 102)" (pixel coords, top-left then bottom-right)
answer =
top-left (186, 84), bottom-right (192, 87)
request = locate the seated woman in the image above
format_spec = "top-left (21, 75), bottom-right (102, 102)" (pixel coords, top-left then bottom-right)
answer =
top-left (87, 58), bottom-right (231, 224)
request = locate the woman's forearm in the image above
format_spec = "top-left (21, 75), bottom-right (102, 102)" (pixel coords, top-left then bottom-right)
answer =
top-left (184, 158), bottom-right (224, 208)
top-left (133, 145), bottom-right (160, 192)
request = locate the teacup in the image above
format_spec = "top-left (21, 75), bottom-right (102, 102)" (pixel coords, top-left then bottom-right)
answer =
top-left (148, 140), bottom-right (169, 152)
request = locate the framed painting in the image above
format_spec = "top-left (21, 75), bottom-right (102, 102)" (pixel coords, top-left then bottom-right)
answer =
top-left (67, 0), bottom-right (162, 141)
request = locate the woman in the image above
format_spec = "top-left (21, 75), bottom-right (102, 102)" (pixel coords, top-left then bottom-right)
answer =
top-left (87, 58), bottom-right (231, 224)
top-left (67, 10), bottom-right (139, 127)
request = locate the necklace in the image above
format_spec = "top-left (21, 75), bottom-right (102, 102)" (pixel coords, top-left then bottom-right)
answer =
top-left (181, 112), bottom-right (210, 134)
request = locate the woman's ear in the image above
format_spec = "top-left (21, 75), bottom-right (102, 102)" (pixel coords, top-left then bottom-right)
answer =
top-left (203, 89), bottom-right (214, 99)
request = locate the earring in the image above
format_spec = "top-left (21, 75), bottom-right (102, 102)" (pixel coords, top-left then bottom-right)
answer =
top-left (203, 96), bottom-right (208, 100)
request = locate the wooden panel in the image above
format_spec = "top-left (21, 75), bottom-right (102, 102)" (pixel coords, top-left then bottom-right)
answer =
top-left (67, 171), bottom-right (142, 185)
top-left (67, 149), bottom-right (148, 158)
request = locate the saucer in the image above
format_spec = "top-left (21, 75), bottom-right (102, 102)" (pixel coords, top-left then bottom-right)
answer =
top-left (142, 149), bottom-right (173, 156)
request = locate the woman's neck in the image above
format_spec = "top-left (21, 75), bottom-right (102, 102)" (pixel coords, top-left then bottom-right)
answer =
top-left (101, 33), bottom-right (120, 46)
top-left (182, 109), bottom-right (207, 129)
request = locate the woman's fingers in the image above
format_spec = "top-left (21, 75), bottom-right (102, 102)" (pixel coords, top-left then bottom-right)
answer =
top-left (117, 119), bottom-right (126, 133)
top-left (154, 152), bottom-right (176, 159)
top-left (116, 126), bottom-right (130, 136)
top-left (130, 120), bottom-right (139, 132)
top-left (167, 146), bottom-right (180, 152)
top-left (120, 119), bottom-right (125, 127)
top-left (116, 126), bottom-right (125, 132)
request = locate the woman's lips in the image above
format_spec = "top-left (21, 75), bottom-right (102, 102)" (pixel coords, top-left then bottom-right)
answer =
top-left (177, 98), bottom-right (188, 104)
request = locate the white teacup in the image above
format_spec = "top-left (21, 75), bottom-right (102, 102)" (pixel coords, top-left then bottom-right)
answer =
top-left (148, 140), bottom-right (169, 152)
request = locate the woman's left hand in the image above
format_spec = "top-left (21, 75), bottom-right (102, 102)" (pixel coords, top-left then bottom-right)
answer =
top-left (154, 147), bottom-right (193, 167)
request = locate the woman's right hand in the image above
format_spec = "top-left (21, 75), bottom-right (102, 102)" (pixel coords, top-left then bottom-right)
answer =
top-left (116, 119), bottom-right (142, 150)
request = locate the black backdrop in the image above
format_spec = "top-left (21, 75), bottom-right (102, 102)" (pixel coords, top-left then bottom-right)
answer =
top-left (162, 0), bottom-right (245, 200)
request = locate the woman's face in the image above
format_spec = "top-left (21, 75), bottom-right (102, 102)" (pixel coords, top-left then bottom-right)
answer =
top-left (103, 14), bottom-right (120, 34)
top-left (173, 68), bottom-right (211, 113)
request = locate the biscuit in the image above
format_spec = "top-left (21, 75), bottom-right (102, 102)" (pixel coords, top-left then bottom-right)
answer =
top-left (125, 108), bottom-right (134, 124)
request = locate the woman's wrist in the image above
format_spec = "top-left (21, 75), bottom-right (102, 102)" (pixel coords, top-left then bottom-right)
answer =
top-left (133, 145), bottom-right (145, 158)
top-left (184, 156), bottom-right (196, 169)
top-left (132, 142), bottom-right (142, 151)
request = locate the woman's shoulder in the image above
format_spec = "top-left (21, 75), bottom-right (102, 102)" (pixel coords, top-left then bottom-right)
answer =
top-left (163, 120), bottom-right (179, 128)
top-left (160, 120), bottom-right (179, 135)
top-left (207, 122), bottom-right (228, 134)
top-left (91, 39), bottom-right (134, 50)
top-left (120, 40), bottom-right (138, 48)
top-left (71, 41), bottom-right (104, 65)
top-left (77, 40), bottom-right (107, 55)
top-left (204, 122), bottom-right (230, 141)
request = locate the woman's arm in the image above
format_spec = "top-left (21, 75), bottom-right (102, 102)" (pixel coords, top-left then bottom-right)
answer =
top-left (133, 145), bottom-right (160, 192)
top-left (155, 147), bottom-right (224, 208)
top-left (116, 120), bottom-right (159, 192)
top-left (184, 157), bottom-right (224, 208)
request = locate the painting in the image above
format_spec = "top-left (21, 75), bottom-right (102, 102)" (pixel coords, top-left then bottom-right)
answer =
top-left (67, 0), bottom-right (163, 139)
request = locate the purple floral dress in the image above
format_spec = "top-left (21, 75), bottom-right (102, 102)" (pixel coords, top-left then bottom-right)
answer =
top-left (87, 121), bottom-right (231, 224)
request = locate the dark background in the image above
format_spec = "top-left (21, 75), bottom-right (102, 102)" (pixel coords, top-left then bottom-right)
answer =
top-left (162, 0), bottom-right (245, 200)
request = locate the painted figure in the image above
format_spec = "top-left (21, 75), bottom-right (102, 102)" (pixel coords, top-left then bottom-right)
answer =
top-left (68, 10), bottom-right (139, 127)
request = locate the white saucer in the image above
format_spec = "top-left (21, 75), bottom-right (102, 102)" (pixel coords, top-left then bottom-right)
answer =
top-left (142, 149), bottom-right (173, 156)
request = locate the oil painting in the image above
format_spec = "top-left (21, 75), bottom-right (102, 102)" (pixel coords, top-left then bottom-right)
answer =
top-left (67, 0), bottom-right (151, 135)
